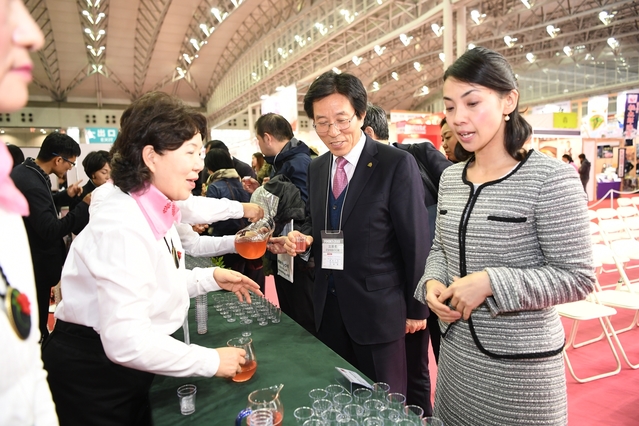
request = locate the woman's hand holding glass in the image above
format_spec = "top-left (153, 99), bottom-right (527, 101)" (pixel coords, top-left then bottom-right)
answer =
top-left (213, 268), bottom-right (263, 303)
top-left (436, 271), bottom-right (493, 320)
top-left (214, 347), bottom-right (247, 378)
top-left (241, 203), bottom-right (264, 223)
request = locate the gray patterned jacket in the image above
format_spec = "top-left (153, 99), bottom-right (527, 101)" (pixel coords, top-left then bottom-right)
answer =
top-left (415, 149), bottom-right (595, 358)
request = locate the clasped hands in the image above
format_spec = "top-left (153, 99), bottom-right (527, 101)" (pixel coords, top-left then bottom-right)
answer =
top-left (426, 271), bottom-right (492, 322)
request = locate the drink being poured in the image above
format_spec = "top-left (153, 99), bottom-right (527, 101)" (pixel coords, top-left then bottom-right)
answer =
top-left (235, 218), bottom-right (274, 259)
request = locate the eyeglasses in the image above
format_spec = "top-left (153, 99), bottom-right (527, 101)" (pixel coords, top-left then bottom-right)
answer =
top-left (313, 113), bottom-right (357, 135)
top-left (51, 152), bottom-right (76, 167)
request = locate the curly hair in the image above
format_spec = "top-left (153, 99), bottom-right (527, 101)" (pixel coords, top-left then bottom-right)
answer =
top-left (110, 92), bottom-right (207, 193)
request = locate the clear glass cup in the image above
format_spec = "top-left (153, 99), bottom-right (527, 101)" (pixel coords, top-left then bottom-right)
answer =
top-left (249, 408), bottom-right (274, 426)
top-left (363, 417), bottom-right (384, 426)
top-left (321, 408), bottom-right (342, 423)
top-left (363, 399), bottom-right (384, 418)
top-left (386, 393), bottom-right (406, 411)
top-left (235, 217), bottom-right (274, 259)
top-left (343, 404), bottom-right (365, 421)
top-left (325, 384), bottom-right (348, 399)
top-left (303, 420), bottom-right (326, 426)
top-left (309, 388), bottom-right (329, 404)
top-left (353, 388), bottom-right (372, 404)
top-left (378, 407), bottom-right (401, 424)
top-left (294, 406), bottom-right (315, 425)
top-left (404, 405), bottom-right (424, 421)
top-left (240, 318), bottom-right (253, 337)
top-left (422, 417), bottom-right (444, 426)
top-left (270, 306), bottom-right (282, 323)
top-left (312, 398), bottom-right (333, 416)
top-left (176, 384), bottom-right (197, 415)
top-left (372, 382), bottom-right (390, 402)
top-left (332, 393), bottom-right (353, 411)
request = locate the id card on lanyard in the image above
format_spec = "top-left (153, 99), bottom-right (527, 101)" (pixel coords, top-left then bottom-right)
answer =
top-left (321, 230), bottom-right (344, 270)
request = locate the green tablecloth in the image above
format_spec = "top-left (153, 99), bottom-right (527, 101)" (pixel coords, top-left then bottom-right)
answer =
top-left (149, 292), bottom-right (370, 425)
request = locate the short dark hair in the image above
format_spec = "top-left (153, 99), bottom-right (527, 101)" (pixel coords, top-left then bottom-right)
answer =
top-left (110, 91), bottom-right (207, 193)
top-left (6, 144), bottom-right (24, 168)
top-left (303, 72), bottom-right (367, 120)
top-left (440, 117), bottom-right (447, 127)
top-left (361, 104), bottom-right (389, 140)
top-left (82, 150), bottom-right (111, 177)
top-left (255, 113), bottom-right (294, 141)
top-left (562, 154), bottom-right (574, 163)
top-left (37, 132), bottom-right (80, 161)
top-left (443, 46), bottom-right (531, 161)
top-left (578, 154), bottom-right (586, 161)
top-left (205, 148), bottom-right (234, 172)
top-left (206, 140), bottom-right (228, 152)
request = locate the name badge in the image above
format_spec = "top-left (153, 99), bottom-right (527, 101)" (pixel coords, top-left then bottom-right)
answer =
top-left (321, 230), bottom-right (344, 270)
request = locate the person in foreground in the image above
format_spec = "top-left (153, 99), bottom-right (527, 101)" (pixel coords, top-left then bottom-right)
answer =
top-left (0, 1), bottom-right (57, 424)
top-left (280, 71), bottom-right (430, 396)
top-left (42, 92), bottom-right (262, 425)
top-left (414, 47), bottom-right (595, 426)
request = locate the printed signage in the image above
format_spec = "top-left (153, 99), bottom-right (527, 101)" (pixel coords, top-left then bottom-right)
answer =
top-left (86, 127), bottom-right (118, 144)
top-left (623, 93), bottom-right (639, 139)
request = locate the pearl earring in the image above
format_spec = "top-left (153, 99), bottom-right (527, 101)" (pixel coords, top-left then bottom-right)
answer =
top-left (504, 114), bottom-right (510, 122)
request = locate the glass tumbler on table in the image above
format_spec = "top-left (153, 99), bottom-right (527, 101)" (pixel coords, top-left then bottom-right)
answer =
top-left (227, 337), bottom-right (257, 382)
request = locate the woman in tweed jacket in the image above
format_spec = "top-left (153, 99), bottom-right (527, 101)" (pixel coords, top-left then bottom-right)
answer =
top-left (415, 47), bottom-right (595, 425)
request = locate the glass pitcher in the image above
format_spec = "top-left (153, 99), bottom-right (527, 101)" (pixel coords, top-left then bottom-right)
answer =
top-left (234, 217), bottom-right (274, 260)
top-left (235, 384), bottom-right (284, 426)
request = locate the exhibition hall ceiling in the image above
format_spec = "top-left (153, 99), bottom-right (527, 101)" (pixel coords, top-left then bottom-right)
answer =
top-left (26, 0), bottom-right (639, 125)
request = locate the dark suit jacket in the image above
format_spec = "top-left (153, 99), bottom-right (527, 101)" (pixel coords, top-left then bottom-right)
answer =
top-left (10, 161), bottom-right (90, 289)
top-left (301, 136), bottom-right (430, 345)
top-left (233, 157), bottom-right (256, 179)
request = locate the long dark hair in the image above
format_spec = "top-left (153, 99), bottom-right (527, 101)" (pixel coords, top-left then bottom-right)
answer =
top-left (443, 47), bottom-right (532, 161)
top-left (110, 92), bottom-right (207, 193)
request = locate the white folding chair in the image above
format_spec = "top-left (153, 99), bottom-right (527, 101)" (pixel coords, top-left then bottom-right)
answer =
top-left (617, 198), bottom-right (633, 208)
top-left (598, 218), bottom-right (632, 243)
top-left (631, 196), bottom-right (639, 209)
top-left (588, 209), bottom-right (598, 222)
top-left (590, 222), bottom-right (603, 244)
top-left (596, 208), bottom-right (618, 221)
top-left (556, 289), bottom-right (621, 383)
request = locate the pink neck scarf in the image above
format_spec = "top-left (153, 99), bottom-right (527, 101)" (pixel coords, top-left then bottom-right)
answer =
top-left (130, 184), bottom-right (181, 240)
top-left (0, 144), bottom-right (29, 216)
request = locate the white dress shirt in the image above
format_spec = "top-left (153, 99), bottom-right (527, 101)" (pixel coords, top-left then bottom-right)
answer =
top-left (0, 207), bottom-right (58, 425)
top-left (56, 185), bottom-right (224, 377)
top-left (176, 194), bottom-right (244, 225)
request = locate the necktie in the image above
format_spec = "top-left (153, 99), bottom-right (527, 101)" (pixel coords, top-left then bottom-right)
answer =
top-left (332, 156), bottom-right (348, 198)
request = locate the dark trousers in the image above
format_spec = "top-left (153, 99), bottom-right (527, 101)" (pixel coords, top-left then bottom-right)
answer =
top-left (274, 266), bottom-right (316, 335)
top-left (428, 314), bottom-right (441, 364)
top-left (35, 281), bottom-right (53, 342)
top-left (317, 293), bottom-right (407, 395)
top-left (405, 329), bottom-right (433, 416)
top-left (42, 320), bottom-right (155, 426)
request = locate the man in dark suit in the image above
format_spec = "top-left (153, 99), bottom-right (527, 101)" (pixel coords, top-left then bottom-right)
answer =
top-left (282, 72), bottom-right (430, 396)
top-left (11, 133), bottom-right (91, 341)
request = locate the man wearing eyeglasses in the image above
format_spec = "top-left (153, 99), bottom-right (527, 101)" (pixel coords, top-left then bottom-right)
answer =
top-left (281, 72), bottom-right (431, 397)
top-left (11, 132), bottom-right (91, 341)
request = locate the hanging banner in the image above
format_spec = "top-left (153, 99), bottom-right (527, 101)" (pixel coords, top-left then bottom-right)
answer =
top-left (623, 93), bottom-right (639, 139)
top-left (585, 95), bottom-right (608, 138)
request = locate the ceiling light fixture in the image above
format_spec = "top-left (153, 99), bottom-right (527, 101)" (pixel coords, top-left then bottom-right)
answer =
top-left (468, 43), bottom-right (476, 50)
top-left (526, 52), bottom-right (536, 63)
top-left (504, 35), bottom-right (517, 48)
top-left (546, 25), bottom-right (560, 38)
top-left (419, 86), bottom-right (429, 96)
top-left (340, 9), bottom-right (355, 24)
top-left (607, 37), bottom-right (620, 51)
top-left (439, 52), bottom-right (445, 62)
top-left (470, 10), bottom-right (486, 25)
top-left (371, 81), bottom-right (380, 92)
top-left (399, 33), bottom-right (413, 46)
top-left (332, 67), bottom-right (341, 74)
top-left (520, 0), bottom-right (533, 9)
top-left (413, 62), bottom-right (422, 72)
top-left (563, 46), bottom-right (573, 56)
top-left (599, 11), bottom-right (615, 25)
top-left (391, 72), bottom-right (399, 80)
top-left (374, 45), bottom-right (386, 56)
top-left (431, 23), bottom-right (444, 37)
top-left (314, 23), bottom-right (328, 35)
top-left (352, 56), bottom-right (362, 66)
top-left (211, 8), bottom-right (224, 22)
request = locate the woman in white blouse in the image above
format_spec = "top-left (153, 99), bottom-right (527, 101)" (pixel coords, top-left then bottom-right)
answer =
top-left (42, 91), bottom-right (262, 425)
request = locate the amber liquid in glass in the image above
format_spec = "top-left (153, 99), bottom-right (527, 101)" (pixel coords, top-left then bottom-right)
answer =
top-left (235, 240), bottom-right (268, 259)
top-left (232, 360), bottom-right (257, 382)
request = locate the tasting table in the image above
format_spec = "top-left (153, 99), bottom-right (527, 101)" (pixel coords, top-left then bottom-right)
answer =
top-left (149, 291), bottom-right (371, 425)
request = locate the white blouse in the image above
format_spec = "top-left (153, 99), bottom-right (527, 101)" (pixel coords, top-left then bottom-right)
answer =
top-left (56, 185), bottom-right (225, 377)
